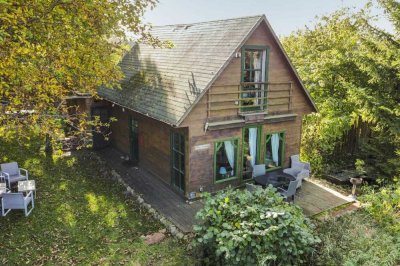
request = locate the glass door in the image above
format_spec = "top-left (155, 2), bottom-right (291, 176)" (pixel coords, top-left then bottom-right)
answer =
top-left (242, 126), bottom-right (261, 179)
top-left (171, 131), bottom-right (185, 194)
top-left (241, 46), bottom-right (268, 113)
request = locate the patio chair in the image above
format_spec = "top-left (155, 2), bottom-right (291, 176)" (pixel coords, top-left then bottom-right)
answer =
top-left (283, 155), bottom-right (310, 188)
top-left (1, 191), bottom-right (34, 217)
top-left (252, 164), bottom-right (266, 178)
top-left (278, 179), bottom-right (299, 203)
top-left (1, 162), bottom-right (29, 188)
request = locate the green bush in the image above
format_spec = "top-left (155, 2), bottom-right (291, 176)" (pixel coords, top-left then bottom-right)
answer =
top-left (361, 183), bottom-right (400, 233)
top-left (193, 187), bottom-right (320, 265)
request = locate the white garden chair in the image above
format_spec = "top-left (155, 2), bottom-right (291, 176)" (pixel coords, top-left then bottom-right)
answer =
top-left (1, 162), bottom-right (29, 188)
top-left (1, 191), bottom-right (34, 217)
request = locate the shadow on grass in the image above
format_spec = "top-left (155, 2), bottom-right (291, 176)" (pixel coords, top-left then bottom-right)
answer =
top-left (0, 138), bottom-right (194, 265)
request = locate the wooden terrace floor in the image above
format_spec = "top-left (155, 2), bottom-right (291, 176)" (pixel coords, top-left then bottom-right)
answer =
top-left (295, 180), bottom-right (351, 216)
top-left (98, 148), bottom-right (352, 233)
top-left (98, 148), bottom-right (202, 233)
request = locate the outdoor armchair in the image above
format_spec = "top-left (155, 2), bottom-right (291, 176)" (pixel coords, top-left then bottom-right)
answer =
top-left (1, 191), bottom-right (34, 217)
top-left (252, 164), bottom-right (266, 178)
top-left (283, 155), bottom-right (310, 188)
top-left (1, 162), bottom-right (29, 188)
top-left (278, 179), bottom-right (299, 203)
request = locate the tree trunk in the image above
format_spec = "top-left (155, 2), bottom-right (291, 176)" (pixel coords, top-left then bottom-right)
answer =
top-left (45, 134), bottom-right (53, 156)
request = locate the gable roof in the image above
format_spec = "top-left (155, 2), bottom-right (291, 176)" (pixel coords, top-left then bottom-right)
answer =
top-left (98, 15), bottom-right (317, 126)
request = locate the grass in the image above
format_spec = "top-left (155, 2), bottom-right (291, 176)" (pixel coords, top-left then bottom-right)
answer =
top-left (309, 210), bottom-right (400, 266)
top-left (0, 139), bottom-right (195, 265)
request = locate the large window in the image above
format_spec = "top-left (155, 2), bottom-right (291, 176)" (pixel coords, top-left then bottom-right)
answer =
top-left (241, 46), bottom-right (269, 112)
top-left (171, 132), bottom-right (185, 193)
top-left (265, 132), bottom-right (285, 170)
top-left (214, 139), bottom-right (238, 182)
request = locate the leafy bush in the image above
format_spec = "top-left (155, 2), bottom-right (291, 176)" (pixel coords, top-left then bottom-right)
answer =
top-left (361, 184), bottom-right (400, 233)
top-left (193, 187), bottom-right (320, 265)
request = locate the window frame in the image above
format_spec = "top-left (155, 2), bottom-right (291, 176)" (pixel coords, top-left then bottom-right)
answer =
top-left (240, 45), bottom-right (270, 113)
top-left (241, 125), bottom-right (263, 181)
top-left (264, 131), bottom-right (286, 172)
top-left (213, 137), bottom-right (240, 184)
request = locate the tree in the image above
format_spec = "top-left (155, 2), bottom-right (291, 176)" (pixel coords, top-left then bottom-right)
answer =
top-left (282, 1), bottom-right (400, 180)
top-left (0, 0), bottom-right (168, 148)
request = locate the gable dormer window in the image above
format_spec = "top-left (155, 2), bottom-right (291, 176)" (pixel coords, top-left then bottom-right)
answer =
top-left (240, 46), bottom-right (269, 113)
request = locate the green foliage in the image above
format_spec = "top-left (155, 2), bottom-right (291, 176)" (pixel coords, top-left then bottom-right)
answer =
top-left (282, 2), bottom-right (400, 180)
top-left (311, 210), bottom-right (400, 266)
top-left (193, 187), bottom-right (320, 265)
top-left (361, 183), bottom-right (400, 232)
top-left (0, 136), bottom-right (194, 265)
top-left (0, 0), bottom-right (170, 145)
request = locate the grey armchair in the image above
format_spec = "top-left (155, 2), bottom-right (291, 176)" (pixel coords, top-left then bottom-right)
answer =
top-left (1, 162), bottom-right (29, 188)
top-left (283, 155), bottom-right (310, 188)
top-left (252, 164), bottom-right (266, 178)
top-left (278, 180), bottom-right (299, 203)
top-left (1, 191), bottom-right (34, 216)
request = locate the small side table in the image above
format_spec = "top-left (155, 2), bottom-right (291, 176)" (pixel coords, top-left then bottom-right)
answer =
top-left (18, 180), bottom-right (36, 198)
top-left (0, 173), bottom-right (5, 183)
top-left (0, 182), bottom-right (7, 196)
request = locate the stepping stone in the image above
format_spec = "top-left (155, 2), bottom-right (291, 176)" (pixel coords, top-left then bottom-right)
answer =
top-left (144, 232), bottom-right (166, 245)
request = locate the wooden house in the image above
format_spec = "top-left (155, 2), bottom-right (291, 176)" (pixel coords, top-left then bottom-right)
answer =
top-left (76, 15), bottom-right (317, 199)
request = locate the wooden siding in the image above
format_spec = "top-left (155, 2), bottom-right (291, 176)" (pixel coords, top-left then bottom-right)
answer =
top-left (204, 21), bottom-right (313, 120)
top-left (181, 21), bottom-right (314, 194)
top-left (109, 105), bottom-right (174, 185)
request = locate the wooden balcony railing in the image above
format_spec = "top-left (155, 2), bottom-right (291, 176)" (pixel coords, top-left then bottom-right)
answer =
top-left (206, 82), bottom-right (293, 118)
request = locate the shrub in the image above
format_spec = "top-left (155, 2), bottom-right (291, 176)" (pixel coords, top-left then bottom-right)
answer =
top-left (361, 183), bottom-right (400, 233)
top-left (193, 187), bottom-right (320, 265)
top-left (312, 210), bottom-right (400, 266)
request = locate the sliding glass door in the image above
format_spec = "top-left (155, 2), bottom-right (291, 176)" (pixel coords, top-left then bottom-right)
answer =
top-left (242, 126), bottom-right (261, 179)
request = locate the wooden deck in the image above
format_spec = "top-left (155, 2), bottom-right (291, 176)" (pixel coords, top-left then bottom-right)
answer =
top-left (98, 148), bottom-right (352, 233)
top-left (98, 148), bottom-right (202, 233)
top-left (295, 180), bottom-right (351, 216)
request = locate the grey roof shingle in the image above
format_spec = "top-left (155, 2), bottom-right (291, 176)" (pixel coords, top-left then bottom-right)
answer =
top-left (98, 15), bottom-right (263, 125)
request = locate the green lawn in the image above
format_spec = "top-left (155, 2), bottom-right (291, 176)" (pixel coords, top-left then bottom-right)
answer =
top-left (0, 140), bottom-right (194, 265)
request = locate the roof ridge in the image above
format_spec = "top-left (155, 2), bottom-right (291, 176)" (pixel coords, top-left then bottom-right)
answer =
top-left (151, 14), bottom-right (264, 28)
